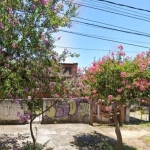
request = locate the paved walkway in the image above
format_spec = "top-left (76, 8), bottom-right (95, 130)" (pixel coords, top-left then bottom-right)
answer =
top-left (0, 124), bottom-right (150, 149)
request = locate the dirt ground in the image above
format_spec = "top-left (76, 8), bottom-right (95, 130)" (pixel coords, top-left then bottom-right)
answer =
top-left (0, 123), bottom-right (150, 150)
top-left (94, 123), bottom-right (150, 150)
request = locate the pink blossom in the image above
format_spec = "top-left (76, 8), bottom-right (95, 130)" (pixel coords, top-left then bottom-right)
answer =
top-left (121, 80), bottom-right (126, 85)
top-left (24, 114), bottom-right (30, 120)
top-left (118, 44), bottom-right (123, 50)
top-left (49, 82), bottom-right (54, 89)
top-left (77, 67), bottom-right (81, 72)
top-left (111, 52), bottom-right (114, 57)
top-left (12, 43), bottom-right (17, 48)
top-left (54, 94), bottom-right (59, 98)
top-left (7, 93), bottom-right (12, 98)
top-left (24, 87), bottom-right (28, 92)
top-left (4, 63), bottom-right (10, 69)
top-left (85, 96), bottom-right (89, 100)
top-left (117, 88), bottom-right (122, 93)
top-left (94, 102), bottom-right (98, 105)
top-left (14, 99), bottom-right (19, 104)
top-left (0, 22), bottom-right (4, 29)
top-left (140, 85), bottom-right (145, 91)
top-left (117, 51), bottom-right (126, 56)
top-left (7, 7), bottom-right (13, 14)
top-left (92, 61), bottom-right (97, 67)
top-left (120, 72), bottom-right (126, 78)
top-left (93, 90), bottom-right (97, 94)
top-left (126, 85), bottom-right (131, 89)
top-left (40, 0), bottom-right (50, 5)
top-left (32, 4), bottom-right (36, 9)
top-left (44, 39), bottom-right (50, 46)
top-left (17, 111), bottom-right (21, 116)
top-left (19, 116), bottom-right (25, 123)
top-left (7, 56), bottom-right (12, 60)
top-left (147, 82), bottom-right (150, 87)
top-left (93, 94), bottom-right (97, 97)
top-left (105, 107), bottom-right (110, 112)
top-left (108, 95), bottom-right (113, 100)
top-left (119, 62), bottom-right (124, 66)
top-left (48, 67), bottom-right (52, 72)
top-left (70, 96), bottom-right (73, 101)
top-left (17, 112), bottom-right (30, 123)
top-left (78, 82), bottom-right (84, 87)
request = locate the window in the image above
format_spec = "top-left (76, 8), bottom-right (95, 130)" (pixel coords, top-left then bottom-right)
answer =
top-left (64, 67), bottom-right (72, 75)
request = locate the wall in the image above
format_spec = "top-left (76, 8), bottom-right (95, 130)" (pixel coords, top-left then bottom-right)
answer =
top-left (42, 98), bottom-right (89, 123)
top-left (0, 100), bottom-right (28, 124)
top-left (93, 103), bottom-right (127, 124)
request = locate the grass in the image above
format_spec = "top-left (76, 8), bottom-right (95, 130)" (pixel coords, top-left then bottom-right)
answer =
top-left (140, 122), bottom-right (150, 127)
top-left (143, 136), bottom-right (150, 144)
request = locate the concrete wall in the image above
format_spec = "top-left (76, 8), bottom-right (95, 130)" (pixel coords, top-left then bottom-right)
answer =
top-left (42, 98), bottom-right (89, 123)
top-left (0, 100), bottom-right (28, 124)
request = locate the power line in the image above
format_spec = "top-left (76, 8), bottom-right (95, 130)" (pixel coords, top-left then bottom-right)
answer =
top-left (71, 22), bottom-right (150, 44)
top-left (81, 4), bottom-right (150, 23)
top-left (58, 29), bottom-right (150, 49)
top-left (80, 0), bottom-right (150, 17)
top-left (56, 46), bottom-right (144, 53)
top-left (59, 12), bottom-right (150, 36)
top-left (71, 15), bottom-right (150, 36)
top-left (71, 20), bottom-right (150, 38)
top-left (95, 0), bottom-right (150, 13)
top-left (80, 1), bottom-right (150, 20)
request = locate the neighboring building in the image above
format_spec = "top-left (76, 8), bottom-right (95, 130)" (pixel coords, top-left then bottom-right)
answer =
top-left (62, 63), bottom-right (78, 77)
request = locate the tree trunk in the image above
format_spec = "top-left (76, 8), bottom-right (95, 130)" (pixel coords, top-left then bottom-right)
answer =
top-left (113, 103), bottom-right (123, 150)
top-left (30, 118), bottom-right (36, 150)
top-left (89, 102), bottom-right (93, 126)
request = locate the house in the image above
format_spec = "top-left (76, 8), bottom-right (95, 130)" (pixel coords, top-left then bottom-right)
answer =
top-left (62, 63), bottom-right (78, 77)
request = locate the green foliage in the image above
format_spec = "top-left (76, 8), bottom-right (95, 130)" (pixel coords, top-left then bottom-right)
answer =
top-left (82, 50), bottom-right (150, 105)
top-left (143, 136), bottom-right (150, 144)
top-left (22, 142), bottom-right (44, 150)
top-left (0, 0), bottom-right (80, 149)
top-left (0, 0), bottom-right (80, 99)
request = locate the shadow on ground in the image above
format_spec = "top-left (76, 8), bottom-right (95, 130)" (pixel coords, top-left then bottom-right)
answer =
top-left (0, 133), bottom-right (54, 150)
top-left (126, 117), bottom-right (149, 125)
top-left (0, 134), bottom-right (22, 149)
top-left (71, 131), bottom-right (136, 150)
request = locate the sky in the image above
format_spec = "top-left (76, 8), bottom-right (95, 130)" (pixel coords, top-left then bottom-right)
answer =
top-left (53, 0), bottom-right (150, 68)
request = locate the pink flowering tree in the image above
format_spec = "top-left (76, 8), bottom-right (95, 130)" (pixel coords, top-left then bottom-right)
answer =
top-left (0, 0), bottom-right (80, 149)
top-left (81, 45), bottom-right (150, 149)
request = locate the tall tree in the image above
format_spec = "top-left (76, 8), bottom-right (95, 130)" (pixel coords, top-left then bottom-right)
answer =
top-left (0, 0), bottom-right (80, 149)
top-left (81, 46), bottom-right (150, 150)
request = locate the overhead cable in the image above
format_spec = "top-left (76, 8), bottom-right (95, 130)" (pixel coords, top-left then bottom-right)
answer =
top-left (81, 4), bottom-right (150, 23)
top-left (58, 29), bottom-right (149, 49)
top-left (70, 15), bottom-right (150, 36)
top-left (71, 20), bottom-right (150, 38)
top-left (80, 1), bottom-right (150, 20)
top-left (56, 46), bottom-right (145, 53)
top-left (80, 0), bottom-right (150, 17)
top-left (95, 0), bottom-right (150, 13)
